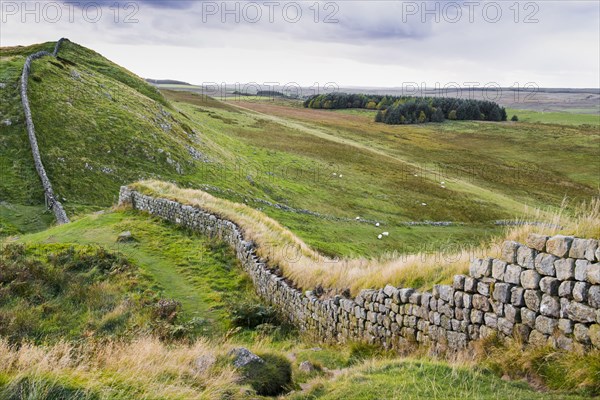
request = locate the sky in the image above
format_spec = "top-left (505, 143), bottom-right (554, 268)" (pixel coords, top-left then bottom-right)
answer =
top-left (1, 0), bottom-right (599, 89)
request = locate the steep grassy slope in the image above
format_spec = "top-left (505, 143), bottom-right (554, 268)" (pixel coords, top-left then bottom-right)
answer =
top-left (0, 40), bottom-right (202, 231)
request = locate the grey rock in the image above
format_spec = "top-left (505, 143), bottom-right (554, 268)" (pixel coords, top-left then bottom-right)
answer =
top-left (504, 264), bottom-right (522, 285)
top-left (521, 308), bottom-right (537, 328)
top-left (526, 234), bottom-right (549, 252)
top-left (493, 283), bottom-right (512, 303)
top-left (558, 281), bottom-right (575, 298)
top-left (470, 309), bottom-right (484, 324)
top-left (558, 318), bottom-right (574, 334)
top-left (492, 259), bottom-right (507, 280)
top-left (539, 277), bottom-right (560, 295)
top-left (566, 301), bottom-right (597, 323)
top-left (524, 290), bottom-right (542, 311)
top-left (588, 285), bottom-right (600, 308)
top-left (434, 285), bottom-right (453, 302)
top-left (484, 313), bottom-right (498, 329)
top-left (511, 287), bottom-right (525, 306)
top-left (588, 263), bottom-right (600, 284)
top-left (470, 258), bottom-right (492, 279)
top-left (574, 323), bottom-right (590, 344)
top-left (452, 275), bottom-right (466, 290)
top-left (572, 282), bottom-right (590, 303)
top-left (546, 235), bottom-right (574, 257)
top-left (299, 361), bottom-right (316, 373)
top-left (574, 260), bottom-right (591, 281)
top-left (464, 277), bottom-right (477, 293)
top-left (399, 288), bottom-right (415, 303)
top-left (477, 281), bottom-right (491, 296)
top-left (554, 258), bottom-right (575, 281)
top-left (498, 317), bottom-right (514, 335)
top-left (535, 253), bottom-right (557, 276)
top-left (535, 315), bottom-right (558, 335)
top-left (501, 241), bottom-right (519, 263)
top-left (228, 347), bottom-right (263, 368)
top-left (540, 295), bottom-right (560, 318)
top-left (520, 270), bottom-right (541, 289)
top-left (116, 231), bottom-right (134, 242)
top-left (383, 284), bottom-right (397, 298)
top-left (472, 294), bottom-right (490, 311)
top-left (504, 304), bottom-right (520, 323)
top-left (569, 238), bottom-right (597, 260)
top-left (517, 245), bottom-right (536, 269)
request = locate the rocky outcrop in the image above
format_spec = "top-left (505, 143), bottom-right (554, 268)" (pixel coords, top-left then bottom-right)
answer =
top-left (20, 39), bottom-right (69, 224)
top-left (119, 186), bottom-right (600, 353)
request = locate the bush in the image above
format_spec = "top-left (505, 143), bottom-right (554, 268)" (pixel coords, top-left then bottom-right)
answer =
top-left (229, 299), bottom-right (278, 328)
top-left (511, 115), bottom-right (519, 121)
top-left (240, 353), bottom-right (293, 396)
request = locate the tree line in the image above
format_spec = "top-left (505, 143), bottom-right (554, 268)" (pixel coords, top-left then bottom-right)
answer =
top-left (303, 93), bottom-right (507, 124)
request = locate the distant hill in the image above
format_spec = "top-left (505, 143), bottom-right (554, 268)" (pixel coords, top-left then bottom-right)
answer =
top-left (146, 79), bottom-right (192, 86)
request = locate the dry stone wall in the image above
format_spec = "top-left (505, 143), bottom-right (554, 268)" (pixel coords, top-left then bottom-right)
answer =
top-left (119, 186), bottom-right (600, 352)
top-left (20, 38), bottom-right (69, 224)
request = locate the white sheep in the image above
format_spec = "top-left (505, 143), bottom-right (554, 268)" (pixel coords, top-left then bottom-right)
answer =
top-left (377, 234), bottom-right (382, 239)
top-left (382, 232), bottom-right (389, 236)
top-left (375, 222), bottom-right (380, 227)
top-left (421, 202), bottom-right (427, 206)
top-left (355, 216), bottom-right (360, 220)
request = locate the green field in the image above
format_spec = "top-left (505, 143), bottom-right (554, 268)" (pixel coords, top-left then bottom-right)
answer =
top-left (506, 108), bottom-right (600, 126)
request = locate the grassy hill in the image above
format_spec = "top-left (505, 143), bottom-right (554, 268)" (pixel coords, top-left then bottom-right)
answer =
top-left (0, 40), bottom-right (201, 228)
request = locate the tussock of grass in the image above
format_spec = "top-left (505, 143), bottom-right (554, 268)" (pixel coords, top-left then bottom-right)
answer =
top-left (505, 197), bottom-right (600, 242)
top-left (0, 337), bottom-right (243, 400)
top-left (475, 336), bottom-right (600, 396)
top-left (131, 181), bottom-right (599, 295)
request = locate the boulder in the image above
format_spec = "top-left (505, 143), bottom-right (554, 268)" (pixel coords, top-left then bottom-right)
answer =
top-left (299, 361), bottom-right (317, 373)
top-left (229, 347), bottom-right (264, 368)
top-left (117, 231), bottom-right (134, 242)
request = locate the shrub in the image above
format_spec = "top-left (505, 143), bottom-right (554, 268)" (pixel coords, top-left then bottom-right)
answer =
top-left (240, 353), bottom-right (293, 396)
top-left (228, 299), bottom-right (278, 328)
top-left (511, 115), bottom-right (519, 121)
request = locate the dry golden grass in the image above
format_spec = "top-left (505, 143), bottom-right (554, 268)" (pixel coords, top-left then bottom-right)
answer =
top-left (130, 181), bottom-right (599, 296)
top-left (0, 337), bottom-right (242, 399)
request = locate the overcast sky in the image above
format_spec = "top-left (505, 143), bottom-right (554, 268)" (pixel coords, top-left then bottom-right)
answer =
top-left (2, 0), bottom-right (599, 88)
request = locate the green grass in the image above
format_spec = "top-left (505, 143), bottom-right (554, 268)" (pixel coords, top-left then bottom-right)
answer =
top-left (290, 359), bottom-right (589, 400)
top-left (506, 108), bottom-right (600, 126)
top-left (13, 209), bottom-right (254, 335)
